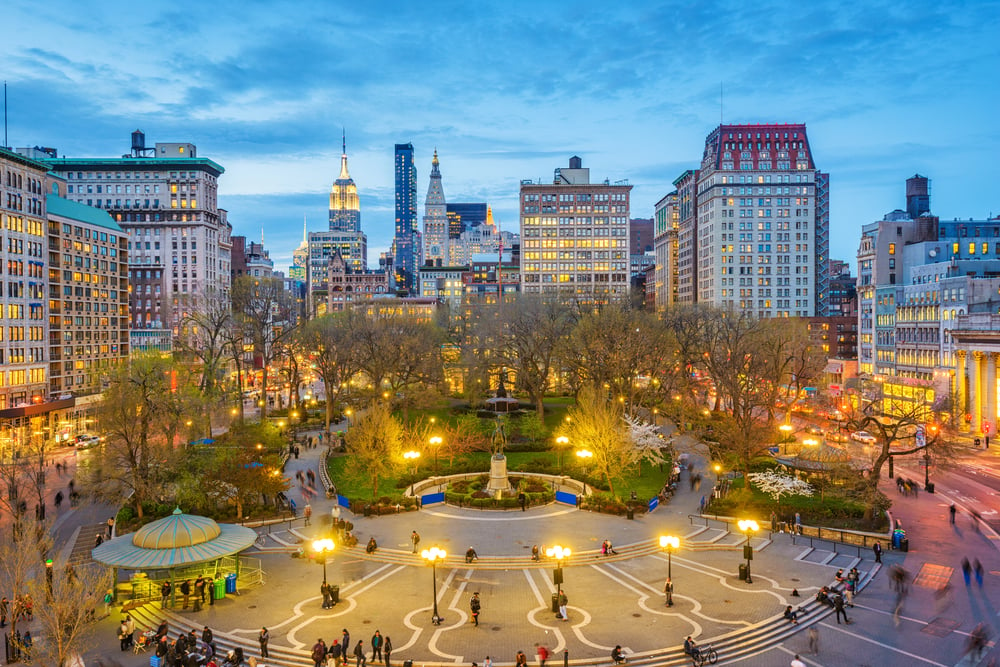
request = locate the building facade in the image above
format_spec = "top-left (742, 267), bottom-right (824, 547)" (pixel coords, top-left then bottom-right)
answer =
top-left (329, 134), bottom-right (361, 233)
top-left (307, 230), bottom-right (368, 316)
top-left (519, 156), bottom-right (632, 302)
top-left (39, 131), bottom-right (231, 352)
top-left (392, 143), bottom-right (420, 291)
top-left (327, 251), bottom-right (389, 312)
top-left (653, 190), bottom-right (678, 310)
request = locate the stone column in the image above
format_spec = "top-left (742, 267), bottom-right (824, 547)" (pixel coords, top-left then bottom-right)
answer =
top-left (957, 350), bottom-right (967, 431)
top-left (972, 351), bottom-right (984, 435)
top-left (989, 352), bottom-right (998, 437)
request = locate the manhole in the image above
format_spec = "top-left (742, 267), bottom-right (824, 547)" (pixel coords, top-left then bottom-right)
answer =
top-left (790, 578), bottom-right (800, 582)
top-left (632, 613), bottom-right (641, 618)
top-left (363, 619), bottom-right (372, 624)
top-left (248, 605), bottom-right (257, 609)
top-left (492, 626), bottom-right (501, 632)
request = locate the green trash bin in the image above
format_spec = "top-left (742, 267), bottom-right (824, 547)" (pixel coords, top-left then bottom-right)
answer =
top-left (213, 578), bottom-right (226, 600)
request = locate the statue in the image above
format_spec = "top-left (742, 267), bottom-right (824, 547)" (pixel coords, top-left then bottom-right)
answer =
top-left (490, 416), bottom-right (507, 458)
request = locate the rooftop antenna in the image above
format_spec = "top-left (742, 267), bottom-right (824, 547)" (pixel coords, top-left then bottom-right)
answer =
top-left (342, 128), bottom-right (346, 155)
top-left (3, 81), bottom-right (8, 150)
top-left (720, 81), bottom-right (724, 125)
top-left (302, 215), bottom-right (307, 245)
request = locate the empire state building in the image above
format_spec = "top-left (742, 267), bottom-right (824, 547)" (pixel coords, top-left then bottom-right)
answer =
top-left (329, 133), bottom-right (361, 232)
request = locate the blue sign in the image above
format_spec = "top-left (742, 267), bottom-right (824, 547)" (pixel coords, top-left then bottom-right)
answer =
top-left (555, 491), bottom-right (577, 506)
top-left (422, 492), bottom-right (445, 506)
top-left (337, 494), bottom-right (350, 508)
top-left (648, 497), bottom-right (659, 512)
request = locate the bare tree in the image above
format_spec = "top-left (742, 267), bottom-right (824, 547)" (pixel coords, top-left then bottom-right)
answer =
top-left (502, 295), bottom-right (576, 417)
top-left (175, 287), bottom-right (234, 394)
top-left (343, 401), bottom-right (405, 500)
top-left (299, 313), bottom-right (362, 431)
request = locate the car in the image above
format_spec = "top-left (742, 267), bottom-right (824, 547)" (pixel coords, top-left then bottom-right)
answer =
top-left (806, 425), bottom-right (824, 436)
top-left (74, 434), bottom-right (102, 449)
top-left (851, 430), bottom-right (877, 444)
top-left (828, 432), bottom-right (850, 443)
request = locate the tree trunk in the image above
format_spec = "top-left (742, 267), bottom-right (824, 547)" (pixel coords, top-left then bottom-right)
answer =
top-left (535, 395), bottom-right (545, 419)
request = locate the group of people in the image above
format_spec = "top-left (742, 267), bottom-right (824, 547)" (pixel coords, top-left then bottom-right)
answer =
top-left (0, 594), bottom-right (34, 626)
top-left (309, 629), bottom-right (393, 667)
top-left (159, 574), bottom-right (216, 610)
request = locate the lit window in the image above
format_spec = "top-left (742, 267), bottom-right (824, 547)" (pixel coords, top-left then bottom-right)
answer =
top-left (888, 243), bottom-right (895, 255)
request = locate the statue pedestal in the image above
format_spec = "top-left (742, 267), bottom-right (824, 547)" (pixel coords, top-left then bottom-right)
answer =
top-left (487, 454), bottom-right (510, 497)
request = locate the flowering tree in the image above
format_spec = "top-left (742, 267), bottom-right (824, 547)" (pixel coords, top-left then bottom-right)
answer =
top-left (747, 471), bottom-right (814, 503)
top-left (624, 414), bottom-right (668, 467)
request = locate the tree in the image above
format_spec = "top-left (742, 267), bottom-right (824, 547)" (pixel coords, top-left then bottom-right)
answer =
top-left (344, 402), bottom-right (405, 500)
top-left (502, 296), bottom-right (576, 417)
top-left (300, 313), bottom-right (363, 431)
top-left (747, 471), bottom-right (814, 503)
top-left (564, 385), bottom-right (663, 496)
top-left (175, 287), bottom-right (234, 394)
top-left (194, 446), bottom-right (288, 521)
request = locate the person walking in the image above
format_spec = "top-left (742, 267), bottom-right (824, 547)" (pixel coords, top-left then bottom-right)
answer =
top-left (962, 557), bottom-right (972, 586)
top-left (794, 512), bottom-right (802, 535)
top-left (974, 559), bottom-right (984, 587)
top-left (353, 640), bottom-right (366, 667)
top-left (342, 629), bottom-right (351, 658)
top-left (872, 541), bottom-right (882, 563)
top-left (537, 644), bottom-right (549, 667)
top-left (259, 627), bottom-right (270, 658)
top-left (411, 531), bottom-right (420, 554)
top-left (665, 577), bottom-right (674, 606)
top-left (949, 504), bottom-right (957, 524)
top-left (328, 640), bottom-right (342, 667)
top-left (833, 592), bottom-right (850, 624)
top-left (515, 651), bottom-right (527, 667)
top-left (370, 631), bottom-right (383, 661)
top-left (790, 656), bottom-right (806, 667)
top-left (383, 636), bottom-right (392, 667)
top-left (807, 626), bottom-right (819, 655)
top-left (558, 591), bottom-right (568, 621)
top-left (470, 592), bottom-right (482, 626)
top-left (107, 517), bottom-right (116, 539)
top-left (304, 503), bottom-right (313, 526)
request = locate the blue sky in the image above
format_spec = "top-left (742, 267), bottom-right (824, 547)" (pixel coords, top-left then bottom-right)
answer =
top-left (5, 0), bottom-right (999, 271)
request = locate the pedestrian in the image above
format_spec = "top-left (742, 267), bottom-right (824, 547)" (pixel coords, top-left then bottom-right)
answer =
top-left (383, 636), bottom-right (392, 667)
top-left (807, 626), bottom-right (819, 655)
top-left (107, 517), bottom-right (116, 538)
top-left (794, 512), bottom-right (802, 535)
top-left (259, 627), bottom-right (270, 658)
top-left (304, 503), bottom-right (313, 526)
top-left (411, 531), bottom-right (420, 554)
top-left (180, 579), bottom-right (191, 609)
top-left (790, 655), bottom-right (806, 667)
top-left (872, 541), bottom-right (882, 563)
top-left (160, 581), bottom-right (171, 607)
top-left (537, 644), bottom-right (549, 667)
top-left (470, 592), bottom-right (481, 626)
top-left (342, 629), bottom-right (351, 657)
top-left (515, 651), bottom-right (527, 667)
top-left (354, 640), bottom-right (366, 667)
top-left (329, 640), bottom-right (343, 667)
top-left (119, 618), bottom-right (130, 651)
top-left (664, 577), bottom-right (674, 606)
top-left (833, 592), bottom-right (850, 624)
top-left (483, 656), bottom-right (492, 667)
top-left (518, 492), bottom-right (527, 511)
top-left (322, 582), bottom-right (332, 609)
top-left (531, 544), bottom-right (540, 561)
top-left (770, 511), bottom-right (778, 532)
top-left (557, 591), bottom-right (568, 621)
top-left (699, 495), bottom-right (706, 514)
top-left (962, 557), bottom-right (972, 586)
top-left (974, 559), bottom-right (984, 587)
top-left (95, 533), bottom-right (104, 547)
top-left (371, 631), bottom-right (382, 661)
top-left (201, 626), bottom-right (213, 652)
top-left (1, 596), bottom-right (8, 627)
top-left (54, 491), bottom-right (63, 509)
top-left (311, 639), bottom-right (327, 667)
top-left (844, 574), bottom-right (855, 607)
top-left (949, 504), bottom-right (956, 524)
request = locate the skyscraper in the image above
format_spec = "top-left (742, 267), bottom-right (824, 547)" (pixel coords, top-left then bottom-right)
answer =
top-left (670, 123), bottom-right (828, 318)
top-left (393, 143), bottom-right (420, 291)
top-left (329, 132), bottom-right (361, 232)
top-left (520, 156), bottom-right (632, 301)
top-left (422, 150), bottom-right (448, 264)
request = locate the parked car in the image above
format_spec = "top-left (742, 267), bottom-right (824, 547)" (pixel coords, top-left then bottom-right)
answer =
top-left (74, 434), bottom-right (102, 449)
top-left (828, 432), bottom-right (850, 443)
top-left (851, 430), bottom-right (876, 444)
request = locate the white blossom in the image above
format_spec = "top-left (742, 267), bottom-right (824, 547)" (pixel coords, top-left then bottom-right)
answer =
top-left (624, 414), bottom-right (667, 465)
top-left (747, 470), bottom-right (814, 501)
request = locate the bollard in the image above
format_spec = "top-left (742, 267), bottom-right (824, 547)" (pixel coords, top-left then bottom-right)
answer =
top-left (563, 650), bottom-right (569, 667)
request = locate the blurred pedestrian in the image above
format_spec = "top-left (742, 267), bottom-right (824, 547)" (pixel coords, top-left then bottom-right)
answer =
top-left (962, 558), bottom-right (972, 586)
top-left (807, 626), bottom-right (819, 655)
top-left (974, 559), bottom-right (984, 587)
top-left (949, 504), bottom-right (956, 524)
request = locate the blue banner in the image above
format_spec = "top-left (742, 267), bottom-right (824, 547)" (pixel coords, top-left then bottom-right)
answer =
top-left (555, 491), bottom-right (577, 506)
top-left (337, 494), bottom-right (350, 508)
top-left (648, 497), bottom-right (659, 512)
top-left (422, 492), bottom-right (445, 505)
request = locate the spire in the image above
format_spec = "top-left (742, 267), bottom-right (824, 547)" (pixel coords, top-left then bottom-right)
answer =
top-left (342, 128), bottom-right (346, 155)
top-left (432, 148), bottom-right (439, 167)
top-left (339, 131), bottom-right (351, 180)
top-left (303, 215), bottom-right (307, 244)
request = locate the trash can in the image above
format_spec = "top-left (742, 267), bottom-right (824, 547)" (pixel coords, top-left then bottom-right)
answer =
top-left (551, 593), bottom-right (560, 613)
top-left (738, 564), bottom-right (748, 581)
top-left (892, 528), bottom-right (905, 550)
top-left (213, 578), bottom-right (225, 600)
top-left (626, 508), bottom-right (635, 520)
top-left (403, 661), bottom-right (413, 667)
top-left (899, 538), bottom-right (909, 552)
top-left (329, 585), bottom-right (340, 604)
top-left (925, 482), bottom-right (935, 494)
top-left (225, 573), bottom-right (237, 594)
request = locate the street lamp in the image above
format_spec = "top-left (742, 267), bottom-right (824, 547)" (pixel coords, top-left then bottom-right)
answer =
top-left (659, 535), bottom-right (679, 606)
top-left (576, 448), bottom-right (593, 494)
top-left (546, 545), bottom-right (571, 599)
top-left (312, 538), bottom-right (335, 586)
top-left (345, 408), bottom-right (353, 425)
top-left (778, 423), bottom-right (794, 454)
top-left (925, 423), bottom-right (938, 491)
top-left (404, 450), bottom-right (421, 496)
top-left (421, 546), bottom-right (447, 625)
top-left (673, 394), bottom-right (683, 432)
top-left (556, 436), bottom-right (569, 474)
top-left (737, 519), bottom-right (759, 584)
top-left (429, 436), bottom-right (442, 474)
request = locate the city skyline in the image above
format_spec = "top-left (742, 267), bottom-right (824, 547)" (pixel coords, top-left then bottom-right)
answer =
top-left (4, 0), bottom-right (998, 270)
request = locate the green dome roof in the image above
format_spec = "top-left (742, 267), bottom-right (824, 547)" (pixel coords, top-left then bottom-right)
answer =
top-left (132, 508), bottom-right (222, 549)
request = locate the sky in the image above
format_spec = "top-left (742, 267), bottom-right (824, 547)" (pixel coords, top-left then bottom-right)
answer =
top-left (4, 0), bottom-right (999, 271)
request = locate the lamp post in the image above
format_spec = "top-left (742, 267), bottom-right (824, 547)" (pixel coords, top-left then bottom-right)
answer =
top-left (312, 538), bottom-right (335, 585)
top-left (546, 545), bottom-right (571, 601)
top-left (673, 394), bottom-right (682, 433)
top-left (421, 546), bottom-right (447, 625)
top-left (778, 423), bottom-right (794, 454)
top-left (659, 535), bottom-right (679, 606)
top-left (556, 436), bottom-right (569, 474)
top-left (345, 408), bottom-right (353, 426)
top-left (924, 423), bottom-right (938, 491)
top-left (404, 450), bottom-right (421, 496)
top-left (429, 436), bottom-right (442, 475)
top-left (737, 519), bottom-right (758, 584)
top-left (576, 449), bottom-right (593, 495)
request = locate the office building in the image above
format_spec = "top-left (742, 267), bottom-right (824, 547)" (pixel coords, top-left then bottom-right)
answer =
top-left (329, 133), bottom-right (361, 233)
top-left (327, 251), bottom-right (389, 312)
top-left (38, 131), bottom-right (231, 352)
top-left (519, 156), bottom-right (632, 301)
top-left (392, 143), bottom-right (420, 291)
top-left (422, 150), bottom-right (449, 264)
top-left (232, 236), bottom-right (273, 280)
top-left (307, 230), bottom-right (368, 316)
top-left (653, 191), bottom-right (678, 310)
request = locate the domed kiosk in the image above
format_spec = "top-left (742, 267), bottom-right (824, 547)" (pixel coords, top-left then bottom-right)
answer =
top-left (92, 508), bottom-right (258, 606)
top-left (774, 442), bottom-right (856, 474)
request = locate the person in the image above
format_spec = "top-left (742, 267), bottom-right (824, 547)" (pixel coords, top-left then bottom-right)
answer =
top-left (557, 591), bottom-right (568, 621)
top-left (515, 651), bottom-right (527, 667)
top-left (125, 616), bottom-right (136, 649)
top-left (538, 644), bottom-right (549, 667)
top-left (382, 636), bottom-right (392, 667)
top-left (201, 627), bottom-right (214, 652)
top-left (180, 579), bottom-right (192, 609)
top-left (949, 503), bottom-right (957, 524)
top-left (967, 623), bottom-right (989, 662)
top-left (794, 512), bottom-right (802, 535)
top-left (483, 656), bottom-right (491, 667)
top-left (974, 559), bottom-right (984, 587)
top-left (322, 582), bottom-right (332, 609)
top-left (304, 503), bottom-right (313, 526)
top-left (161, 581), bottom-right (172, 607)
top-left (518, 492), bottom-right (527, 511)
top-left (790, 655), bottom-right (806, 667)
top-left (833, 592), bottom-right (850, 624)
top-left (604, 540), bottom-right (618, 555)
top-left (312, 639), bottom-right (328, 667)
top-left (872, 541), bottom-right (882, 563)
top-left (470, 592), bottom-right (481, 626)
top-left (815, 586), bottom-right (834, 608)
top-left (783, 605), bottom-right (799, 624)
top-left (531, 545), bottom-right (540, 561)
top-left (411, 531), bottom-right (420, 554)
top-left (195, 575), bottom-right (206, 606)
top-left (353, 639), bottom-right (366, 667)
top-left (107, 516), bottom-right (116, 538)
top-left (466, 547), bottom-right (479, 563)
top-left (610, 645), bottom-right (624, 665)
top-left (684, 637), bottom-right (700, 663)
top-left (55, 491), bottom-right (64, 509)
top-left (342, 629), bottom-right (351, 658)
top-left (95, 533), bottom-right (104, 547)
top-left (259, 627), bottom-right (269, 658)
top-left (770, 510), bottom-right (778, 532)
top-left (366, 537), bottom-right (378, 554)
top-left (665, 577), bottom-right (674, 606)
top-left (119, 618), bottom-right (131, 651)
top-left (370, 631), bottom-right (383, 662)
top-left (962, 557), bottom-right (972, 586)
top-left (0, 596), bottom-right (7, 627)
top-left (328, 640), bottom-right (342, 667)
top-left (807, 626), bottom-right (819, 655)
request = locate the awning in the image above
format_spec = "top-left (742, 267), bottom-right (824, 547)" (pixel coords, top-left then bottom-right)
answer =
top-left (824, 362), bottom-right (844, 374)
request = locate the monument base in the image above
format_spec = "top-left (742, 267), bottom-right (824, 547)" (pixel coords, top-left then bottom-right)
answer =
top-left (487, 454), bottom-right (511, 497)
